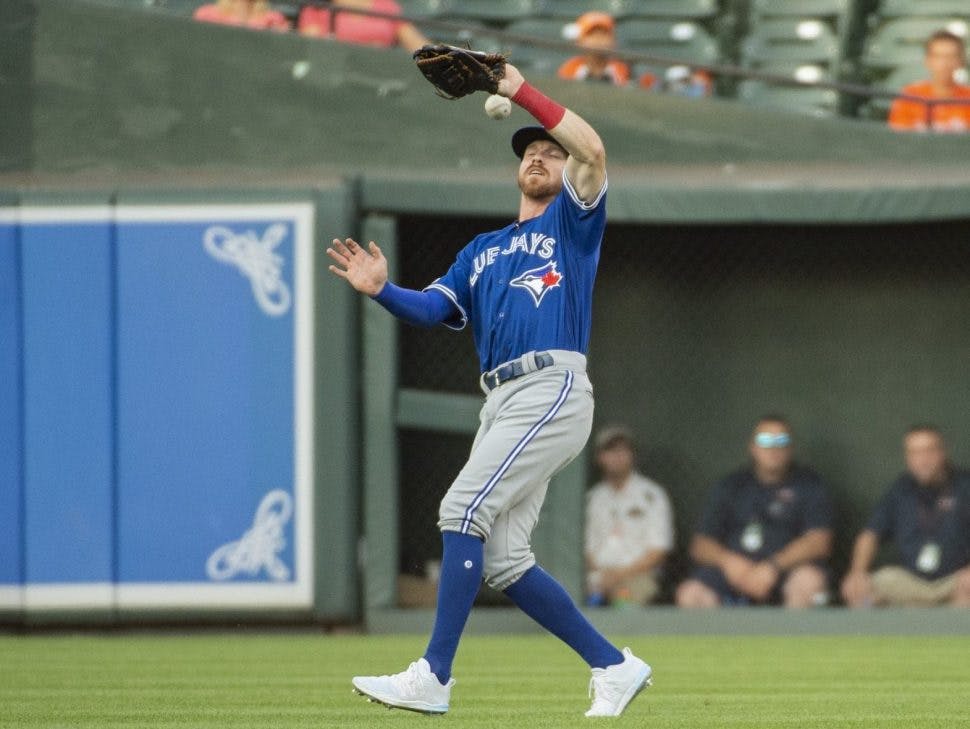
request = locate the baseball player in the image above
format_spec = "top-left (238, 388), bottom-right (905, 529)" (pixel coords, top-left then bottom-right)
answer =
top-left (327, 50), bottom-right (651, 718)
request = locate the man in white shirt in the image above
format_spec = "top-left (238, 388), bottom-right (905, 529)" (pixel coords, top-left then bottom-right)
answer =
top-left (585, 426), bottom-right (674, 606)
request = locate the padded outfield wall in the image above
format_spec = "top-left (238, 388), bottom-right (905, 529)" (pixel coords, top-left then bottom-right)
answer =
top-left (2, 0), bottom-right (970, 624)
top-left (0, 187), bottom-right (361, 626)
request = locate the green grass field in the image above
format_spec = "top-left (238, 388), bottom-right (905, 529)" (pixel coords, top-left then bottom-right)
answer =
top-left (1, 633), bottom-right (967, 728)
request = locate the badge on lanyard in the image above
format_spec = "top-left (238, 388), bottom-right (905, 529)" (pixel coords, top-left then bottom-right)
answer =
top-left (741, 522), bottom-right (764, 553)
top-left (916, 542), bottom-right (941, 574)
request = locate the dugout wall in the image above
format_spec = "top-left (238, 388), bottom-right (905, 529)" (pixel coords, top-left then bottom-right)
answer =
top-left (386, 214), bottom-right (970, 603)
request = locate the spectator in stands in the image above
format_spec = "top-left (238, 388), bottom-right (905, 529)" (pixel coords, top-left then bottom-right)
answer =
top-left (638, 66), bottom-right (713, 98)
top-left (193, 0), bottom-right (290, 30)
top-left (676, 415), bottom-right (833, 608)
top-left (888, 30), bottom-right (970, 133)
top-left (558, 12), bottom-right (712, 97)
top-left (841, 425), bottom-right (970, 607)
top-left (298, 0), bottom-right (429, 53)
top-left (558, 12), bottom-right (632, 86)
top-left (661, 65), bottom-right (712, 99)
top-left (585, 426), bottom-right (674, 607)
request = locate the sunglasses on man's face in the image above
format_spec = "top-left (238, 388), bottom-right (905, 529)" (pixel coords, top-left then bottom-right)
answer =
top-left (754, 432), bottom-right (791, 449)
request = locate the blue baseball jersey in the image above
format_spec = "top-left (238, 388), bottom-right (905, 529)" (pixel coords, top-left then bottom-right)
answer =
top-left (696, 466), bottom-right (834, 561)
top-left (425, 172), bottom-right (607, 373)
top-left (867, 471), bottom-right (970, 580)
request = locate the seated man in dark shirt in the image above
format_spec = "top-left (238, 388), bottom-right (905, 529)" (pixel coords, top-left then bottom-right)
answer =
top-left (842, 425), bottom-right (970, 607)
top-left (676, 415), bottom-right (834, 607)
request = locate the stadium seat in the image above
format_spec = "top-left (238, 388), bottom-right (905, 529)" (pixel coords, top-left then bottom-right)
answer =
top-left (107, 0), bottom-right (198, 14)
top-left (876, 1), bottom-right (970, 20)
top-left (500, 18), bottom-right (574, 74)
top-left (749, 0), bottom-right (849, 18)
top-left (742, 18), bottom-right (840, 66)
top-left (747, 60), bottom-right (835, 83)
top-left (439, 0), bottom-right (536, 23)
top-left (876, 62), bottom-right (930, 90)
top-left (418, 18), bottom-right (504, 54)
top-left (534, 0), bottom-right (718, 21)
top-left (616, 19), bottom-right (718, 64)
top-left (863, 17), bottom-right (969, 71)
top-left (534, 0), bottom-right (623, 20)
top-left (737, 1), bottom-right (846, 113)
top-left (504, 17), bottom-right (569, 42)
top-left (614, 0), bottom-right (718, 20)
top-left (736, 79), bottom-right (839, 116)
top-left (504, 44), bottom-right (574, 75)
top-left (397, 0), bottom-right (451, 18)
top-left (496, 17), bottom-right (571, 71)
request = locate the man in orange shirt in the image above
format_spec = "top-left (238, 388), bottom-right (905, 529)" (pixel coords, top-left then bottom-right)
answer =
top-left (888, 30), bottom-right (970, 132)
top-left (558, 12), bottom-right (631, 86)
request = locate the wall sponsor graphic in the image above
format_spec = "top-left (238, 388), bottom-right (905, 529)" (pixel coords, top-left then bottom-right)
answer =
top-left (0, 204), bottom-right (314, 611)
top-left (207, 489), bottom-right (295, 582)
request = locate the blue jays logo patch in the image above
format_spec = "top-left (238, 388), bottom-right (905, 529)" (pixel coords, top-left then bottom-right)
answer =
top-left (510, 261), bottom-right (563, 307)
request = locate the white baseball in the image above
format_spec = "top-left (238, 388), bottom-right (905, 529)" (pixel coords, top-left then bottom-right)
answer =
top-left (484, 94), bottom-right (512, 120)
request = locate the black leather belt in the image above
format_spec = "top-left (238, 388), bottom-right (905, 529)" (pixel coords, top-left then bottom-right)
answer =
top-left (482, 351), bottom-right (554, 391)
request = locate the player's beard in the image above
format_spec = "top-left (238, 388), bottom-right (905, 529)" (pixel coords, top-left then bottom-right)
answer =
top-left (517, 167), bottom-right (561, 202)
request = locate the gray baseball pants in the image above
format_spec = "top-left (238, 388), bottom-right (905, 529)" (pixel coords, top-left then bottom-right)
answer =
top-left (437, 350), bottom-right (593, 590)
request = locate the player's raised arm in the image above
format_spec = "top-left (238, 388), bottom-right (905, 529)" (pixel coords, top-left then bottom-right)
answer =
top-left (497, 63), bottom-right (607, 204)
top-left (411, 46), bottom-right (605, 203)
top-left (327, 237), bottom-right (456, 328)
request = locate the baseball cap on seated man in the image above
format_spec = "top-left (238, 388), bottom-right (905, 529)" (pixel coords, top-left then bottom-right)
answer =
top-left (574, 11), bottom-right (615, 39)
top-left (594, 425), bottom-right (635, 452)
top-left (511, 126), bottom-right (567, 159)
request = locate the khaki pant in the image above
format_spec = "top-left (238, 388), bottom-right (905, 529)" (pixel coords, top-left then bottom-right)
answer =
top-left (871, 566), bottom-right (956, 606)
top-left (587, 571), bottom-right (660, 606)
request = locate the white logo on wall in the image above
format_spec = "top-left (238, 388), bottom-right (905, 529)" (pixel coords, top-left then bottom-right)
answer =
top-left (206, 489), bottom-right (294, 582)
top-left (204, 223), bottom-right (292, 316)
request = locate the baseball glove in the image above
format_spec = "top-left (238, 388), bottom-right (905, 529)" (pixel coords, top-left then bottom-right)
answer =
top-left (412, 44), bottom-right (507, 100)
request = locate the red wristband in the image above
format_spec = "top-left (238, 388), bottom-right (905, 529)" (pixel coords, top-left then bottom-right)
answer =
top-left (511, 82), bottom-right (566, 129)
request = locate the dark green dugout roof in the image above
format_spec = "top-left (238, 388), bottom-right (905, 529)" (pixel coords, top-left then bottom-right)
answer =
top-left (5, 0), bottom-right (970, 223)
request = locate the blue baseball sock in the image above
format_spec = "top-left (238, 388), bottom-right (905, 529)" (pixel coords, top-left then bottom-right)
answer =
top-left (423, 531), bottom-right (484, 684)
top-left (504, 565), bottom-right (623, 669)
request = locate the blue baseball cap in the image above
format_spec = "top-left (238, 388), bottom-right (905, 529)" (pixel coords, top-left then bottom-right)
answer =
top-left (511, 126), bottom-right (565, 159)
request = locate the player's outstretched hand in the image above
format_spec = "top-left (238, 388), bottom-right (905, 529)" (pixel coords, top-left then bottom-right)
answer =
top-left (496, 62), bottom-right (524, 99)
top-left (327, 238), bottom-right (388, 297)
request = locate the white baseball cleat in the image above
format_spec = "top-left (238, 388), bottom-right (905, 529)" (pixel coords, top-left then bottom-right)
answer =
top-left (585, 647), bottom-right (652, 718)
top-left (351, 658), bottom-right (454, 715)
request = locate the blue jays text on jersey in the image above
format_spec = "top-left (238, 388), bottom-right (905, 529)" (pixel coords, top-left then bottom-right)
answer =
top-left (425, 172), bottom-right (607, 373)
